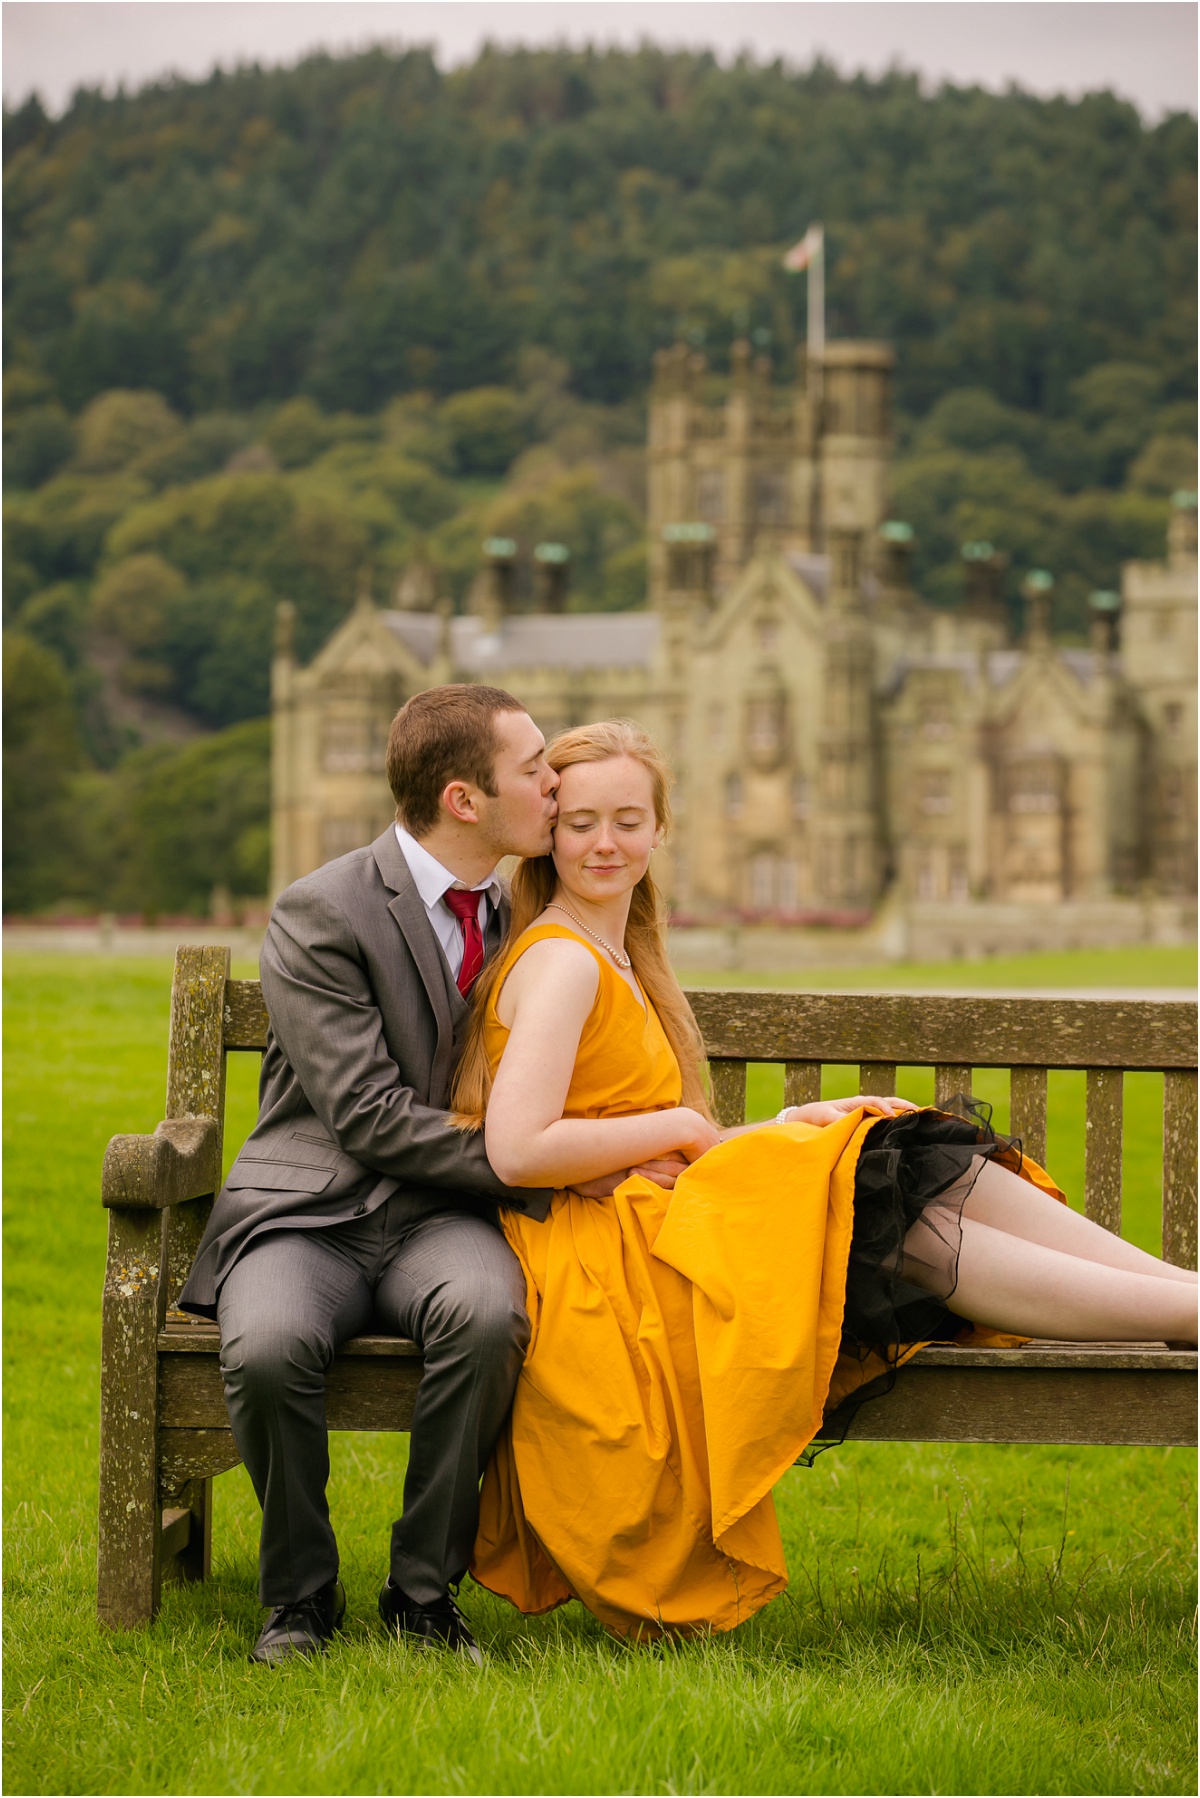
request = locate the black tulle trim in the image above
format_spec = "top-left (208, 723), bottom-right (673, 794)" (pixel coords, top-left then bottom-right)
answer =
top-left (800, 1097), bottom-right (1023, 1463)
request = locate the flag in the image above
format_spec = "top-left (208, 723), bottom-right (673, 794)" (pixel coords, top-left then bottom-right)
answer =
top-left (782, 224), bottom-right (823, 272)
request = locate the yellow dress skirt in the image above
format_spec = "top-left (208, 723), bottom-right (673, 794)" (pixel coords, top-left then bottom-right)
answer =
top-left (470, 924), bottom-right (1063, 1638)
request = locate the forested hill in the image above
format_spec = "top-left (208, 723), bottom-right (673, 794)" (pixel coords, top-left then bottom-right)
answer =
top-left (5, 46), bottom-right (1196, 415)
top-left (3, 47), bottom-right (1197, 917)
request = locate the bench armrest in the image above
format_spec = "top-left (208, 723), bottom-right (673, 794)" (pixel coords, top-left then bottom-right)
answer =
top-left (102, 1118), bottom-right (221, 1211)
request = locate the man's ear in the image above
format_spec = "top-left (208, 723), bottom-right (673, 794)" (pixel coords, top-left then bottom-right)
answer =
top-left (441, 780), bottom-right (480, 826)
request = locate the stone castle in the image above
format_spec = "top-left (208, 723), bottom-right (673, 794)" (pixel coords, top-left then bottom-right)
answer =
top-left (270, 339), bottom-right (1197, 955)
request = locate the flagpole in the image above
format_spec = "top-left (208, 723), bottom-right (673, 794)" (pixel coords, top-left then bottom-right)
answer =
top-left (808, 222), bottom-right (825, 362)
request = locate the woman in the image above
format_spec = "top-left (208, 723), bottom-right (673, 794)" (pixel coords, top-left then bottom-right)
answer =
top-left (452, 722), bottom-right (1196, 1639)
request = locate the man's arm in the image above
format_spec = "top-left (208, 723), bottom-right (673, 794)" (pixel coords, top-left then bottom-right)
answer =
top-left (260, 882), bottom-right (548, 1208)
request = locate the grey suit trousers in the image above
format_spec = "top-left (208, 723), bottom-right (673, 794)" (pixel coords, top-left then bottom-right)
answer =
top-left (216, 1190), bottom-right (529, 1606)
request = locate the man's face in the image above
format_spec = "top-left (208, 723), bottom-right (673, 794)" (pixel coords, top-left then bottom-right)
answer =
top-left (475, 710), bottom-right (559, 858)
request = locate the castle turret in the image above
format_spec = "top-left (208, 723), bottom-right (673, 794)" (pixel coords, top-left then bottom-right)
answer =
top-left (817, 528), bottom-right (878, 907)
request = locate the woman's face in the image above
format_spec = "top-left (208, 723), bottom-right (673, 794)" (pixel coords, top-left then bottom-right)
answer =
top-left (550, 755), bottom-right (662, 907)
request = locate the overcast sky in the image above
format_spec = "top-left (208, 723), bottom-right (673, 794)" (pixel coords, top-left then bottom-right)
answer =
top-left (4, 1), bottom-right (1197, 119)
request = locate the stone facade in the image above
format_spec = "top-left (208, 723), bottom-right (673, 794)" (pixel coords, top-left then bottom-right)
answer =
top-left (271, 341), bottom-right (1197, 942)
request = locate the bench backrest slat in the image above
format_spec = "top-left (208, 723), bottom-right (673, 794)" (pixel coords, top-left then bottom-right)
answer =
top-left (1163, 1070), bottom-right (1199, 1268)
top-left (687, 990), bottom-right (1196, 1070)
top-left (1084, 1069), bottom-right (1123, 1234)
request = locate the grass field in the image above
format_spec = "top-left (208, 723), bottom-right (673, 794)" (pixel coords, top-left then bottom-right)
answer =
top-left (4, 953), bottom-right (1196, 1796)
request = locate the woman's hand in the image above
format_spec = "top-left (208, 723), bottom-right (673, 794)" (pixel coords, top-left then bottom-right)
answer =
top-left (783, 1095), bottom-right (919, 1128)
top-left (676, 1108), bottom-right (723, 1162)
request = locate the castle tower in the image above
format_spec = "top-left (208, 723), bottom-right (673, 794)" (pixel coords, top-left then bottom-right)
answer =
top-left (1120, 492), bottom-right (1198, 894)
top-left (816, 528), bottom-right (879, 907)
top-left (647, 336), bottom-right (891, 609)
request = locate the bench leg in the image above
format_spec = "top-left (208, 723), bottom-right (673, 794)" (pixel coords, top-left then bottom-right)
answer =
top-left (98, 1207), bottom-right (165, 1628)
top-left (161, 1478), bottom-right (212, 1586)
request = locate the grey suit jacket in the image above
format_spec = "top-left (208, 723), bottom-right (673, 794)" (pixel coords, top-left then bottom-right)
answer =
top-left (179, 827), bottom-right (551, 1317)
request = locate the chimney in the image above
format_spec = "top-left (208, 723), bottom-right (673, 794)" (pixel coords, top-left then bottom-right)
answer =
top-left (534, 541), bottom-right (570, 613)
top-left (469, 537), bottom-right (516, 630)
top-left (1021, 569), bottom-right (1054, 649)
top-left (1089, 589), bottom-right (1120, 654)
top-left (1168, 489), bottom-right (1198, 569)
top-left (879, 519), bottom-right (915, 590)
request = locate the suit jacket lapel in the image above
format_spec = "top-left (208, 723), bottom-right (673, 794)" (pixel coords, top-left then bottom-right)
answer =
top-left (372, 830), bottom-right (455, 1049)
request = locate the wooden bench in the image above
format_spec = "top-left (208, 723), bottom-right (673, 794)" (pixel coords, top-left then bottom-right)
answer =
top-left (98, 947), bottom-right (1198, 1629)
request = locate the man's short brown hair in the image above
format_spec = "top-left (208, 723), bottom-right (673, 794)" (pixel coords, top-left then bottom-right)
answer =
top-left (386, 684), bottom-right (526, 837)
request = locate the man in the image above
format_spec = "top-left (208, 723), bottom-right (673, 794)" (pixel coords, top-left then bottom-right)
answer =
top-left (182, 685), bottom-right (680, 1666)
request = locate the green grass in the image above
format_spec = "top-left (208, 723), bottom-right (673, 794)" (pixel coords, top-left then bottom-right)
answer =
top-left (679, 943), bottom-right (1197, 991)
top-left (4, 955), bottom-right (1196, 1796)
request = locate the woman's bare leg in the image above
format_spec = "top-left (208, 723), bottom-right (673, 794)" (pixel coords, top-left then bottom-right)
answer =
top-left (906, 1217), bottom-right (1198, 1342)
top-left (958, 1157), bottom-right (1197, 1283)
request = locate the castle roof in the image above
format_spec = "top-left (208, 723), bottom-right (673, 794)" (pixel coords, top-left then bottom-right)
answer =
top-left (381, 609), bottom-right (660, 674)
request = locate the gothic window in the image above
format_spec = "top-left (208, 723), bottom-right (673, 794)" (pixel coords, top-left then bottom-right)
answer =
top-left (1161, 771), bottom-right (1185, 818)
top-left (791, 774), bottom-right (811, 820)
top-left (725, 773), bottom-right (744, 820)
top-left (709, 704), bottom-right (725, 748)
top-left (1009, 759), bottom-right (1061, 813)
top-left (319, 817), bottom-right (369, 863)
top-left (756, 615), bottom-right (780, 655)
top-left (747, 696), bottom-right (783, 757)
top-left (1163, 702), bottom-right (1183, 735)
top-left (918, 770), bottom-right (953, 815)
top-left (321, 717), bottom-right (388, 773)
top-left (920, 703), bottom-right (953, 740)
top-left (749, 852), bottom-right (777, 910)
top-left (949, 848), bottom-right (969, 903)
top-left (778, 856), bottom-right (799, 912)
top-left (694, 469), bottom-right (725, 522)
top-left (754, 470), bottom-right (788, 524)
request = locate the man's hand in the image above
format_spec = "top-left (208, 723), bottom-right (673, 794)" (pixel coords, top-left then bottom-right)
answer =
top-left (567, 1152), bottom-right (690, 1200)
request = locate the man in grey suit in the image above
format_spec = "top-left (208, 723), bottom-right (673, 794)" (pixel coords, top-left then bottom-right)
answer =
top-left (182, 684), bottom-right (655, 1665)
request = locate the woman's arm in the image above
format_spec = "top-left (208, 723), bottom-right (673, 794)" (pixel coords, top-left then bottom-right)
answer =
top-left (716, 1095), bottom-right (920, 1140)
top-left (485, 938), bottom-right (720, 1187)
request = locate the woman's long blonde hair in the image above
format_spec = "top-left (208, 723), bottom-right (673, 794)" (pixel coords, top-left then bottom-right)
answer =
top-left (451, 719), bottom-right (712, 1126)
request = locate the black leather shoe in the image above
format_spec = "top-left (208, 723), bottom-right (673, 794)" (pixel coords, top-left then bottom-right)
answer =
top-left (379, 1577), bottom-right (484, 1666)
top-left (250, 1578), bottom-right (345, 1665)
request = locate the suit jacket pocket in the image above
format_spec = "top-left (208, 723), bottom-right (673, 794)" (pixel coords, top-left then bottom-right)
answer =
top-left (223, 1161), bottom-right (337, 1193)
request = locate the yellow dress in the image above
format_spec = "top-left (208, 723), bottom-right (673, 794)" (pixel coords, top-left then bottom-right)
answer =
top-left (470, 923), bottom-right (1059, 1638)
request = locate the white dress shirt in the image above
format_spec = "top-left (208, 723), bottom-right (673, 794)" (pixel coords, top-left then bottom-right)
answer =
top-left (394, 825), bottom-right (502, 982)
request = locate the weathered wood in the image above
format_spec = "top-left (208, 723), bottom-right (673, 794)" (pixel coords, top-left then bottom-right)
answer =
top-left (165, 1479), bottom-right (211, 1584)
top-left (709, 1059), bottom-right (747, 1127)
top-left (160, 1507), bottom-right (192, 1561)
top-left (1084, 1068), bottom-right (1123, 1235)
top-left (784, 1061), bottom-right (822, 1108)
top-left (101, 1118), bottom-right (220, 1211)
top-left (223, 978), bottom-right (270, 1053)
top-left (685, 989), bottom-right (1197, 1070)
top-left (1009, 1064), bottom-right (1048, 1167)
top-left (158, 1428), bottom-right (243, 1496)
top-left (934, 1064), bottom-right (973, 1110)
top-left (823, 1360), bottom-right (1197, 1447)
top-left (858, 1062), bottom-right (897, 1097)
top-left (1163, 1069), bottom-right (1198, 1270)
top-left (159, 1346), bottom-right (424, 1433)
top-left (98, 1206), bottom-right (166, 1628)
top-left (164, 948), bottom-right (230, 1314)
top-left (912, 1340), bottom-right (1195, 1370)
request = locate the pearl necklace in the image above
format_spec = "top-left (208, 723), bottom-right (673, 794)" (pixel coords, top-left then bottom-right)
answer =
top-left (546, 901), bottom-right (632, 969)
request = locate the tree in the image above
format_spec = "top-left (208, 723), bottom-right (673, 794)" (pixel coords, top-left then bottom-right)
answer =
top-left (2, 633), bottom-right (81, 910)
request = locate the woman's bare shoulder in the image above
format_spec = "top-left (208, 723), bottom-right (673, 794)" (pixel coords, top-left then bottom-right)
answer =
top-left (498, 931), bottom-right (600, 1024)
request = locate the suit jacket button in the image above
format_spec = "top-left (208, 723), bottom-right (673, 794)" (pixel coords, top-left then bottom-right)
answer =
top-left (354, 1202), bottom-right (367, 1216)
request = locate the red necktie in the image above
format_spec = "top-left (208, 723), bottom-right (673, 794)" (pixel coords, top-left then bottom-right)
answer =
top-left (444, 888), bottom-right (485, 996)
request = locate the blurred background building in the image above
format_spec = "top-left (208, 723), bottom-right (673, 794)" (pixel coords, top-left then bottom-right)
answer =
top-left (271, 339), bottom-right (1197, 954)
